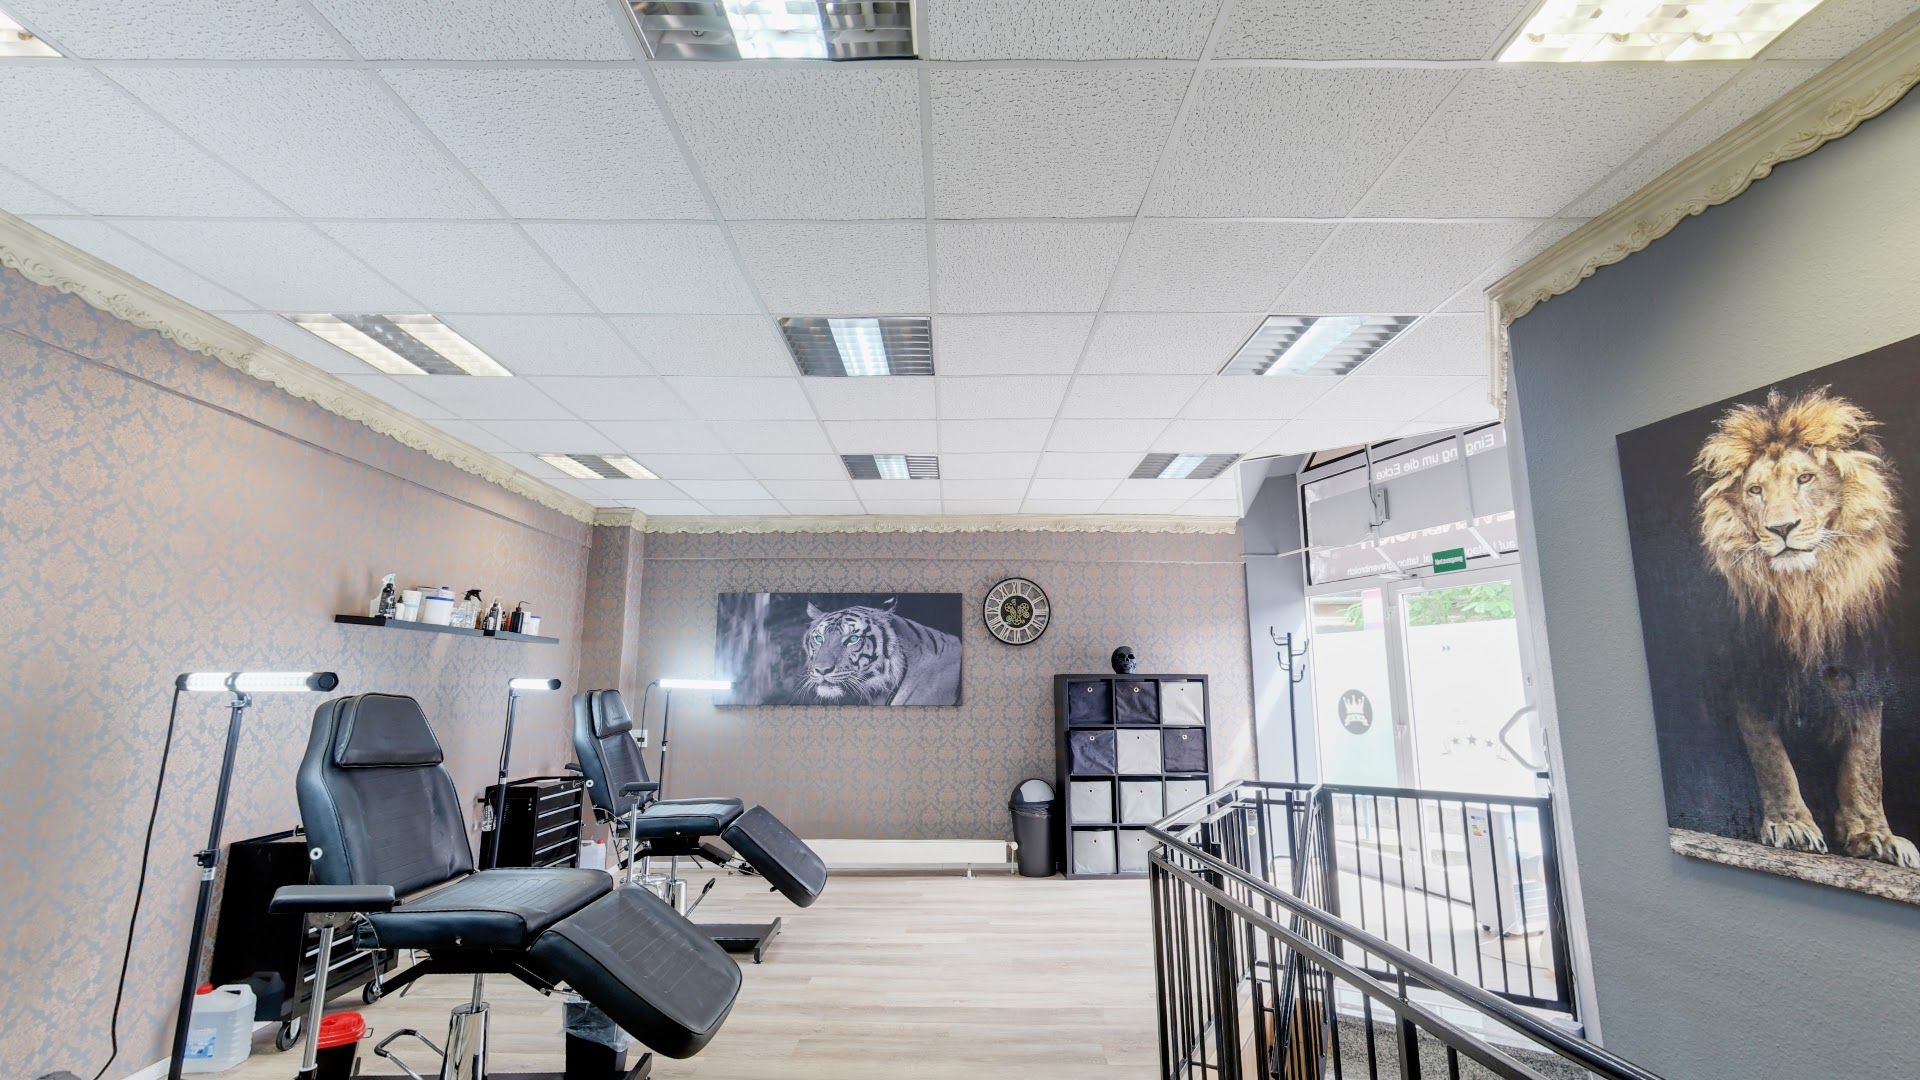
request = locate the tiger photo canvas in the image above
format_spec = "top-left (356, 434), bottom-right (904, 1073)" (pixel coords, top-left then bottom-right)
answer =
top-left (713, 592), bottom-right (964, 707)
top-left (1617, 332), bottom-right (1920, 905)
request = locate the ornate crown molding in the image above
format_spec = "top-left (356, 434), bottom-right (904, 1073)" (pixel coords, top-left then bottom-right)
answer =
top-left (642, 513), bottom-right (1242, 536)
top-left (0, 210), bottom-right (600, 524)
top-left (591, 507), bottom-right (650, 530)
top-left (1486, 10), bottom-right (1920, 407)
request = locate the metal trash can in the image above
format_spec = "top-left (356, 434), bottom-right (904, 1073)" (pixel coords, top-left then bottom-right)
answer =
top-left (1009, 779), bottom-right (1057, 877)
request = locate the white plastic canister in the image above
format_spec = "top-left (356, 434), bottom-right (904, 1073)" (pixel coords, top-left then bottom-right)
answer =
top-left (181, 982), bottom-right (255, 1073)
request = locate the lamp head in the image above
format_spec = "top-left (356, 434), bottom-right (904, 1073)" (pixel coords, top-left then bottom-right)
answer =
top-left (658, 678), bottom-right (732, 692)
top-left (176, 671), bottom-right (339, 693)
top-left (508, 677), bottom-right (562, 693)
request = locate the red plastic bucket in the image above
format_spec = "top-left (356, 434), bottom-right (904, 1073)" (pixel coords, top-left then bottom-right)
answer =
top-left (313, 1011), bottom-right (366, 1080)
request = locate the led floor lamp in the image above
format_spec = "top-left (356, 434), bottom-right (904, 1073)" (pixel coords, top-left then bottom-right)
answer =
top-left (644, 677), bottom-right (732, 801)
top-left (166, 671), bottom-right (339, 1080)
top-left (485, 677), bottom-right (562, 869)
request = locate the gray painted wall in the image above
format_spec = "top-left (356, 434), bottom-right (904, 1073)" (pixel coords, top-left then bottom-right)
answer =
top-left (1242, 466), bottom-right (1314, 781)
top-left (1507, 90), bottom-right (1920, 1079)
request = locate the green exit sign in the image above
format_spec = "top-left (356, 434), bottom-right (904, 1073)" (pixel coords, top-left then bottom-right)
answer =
top-left (1432, 548), bottom-right (1468, 573)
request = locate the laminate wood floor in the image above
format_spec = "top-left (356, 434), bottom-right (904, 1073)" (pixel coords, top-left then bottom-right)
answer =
top-left (227, 870), bottom-right (1157, 1079)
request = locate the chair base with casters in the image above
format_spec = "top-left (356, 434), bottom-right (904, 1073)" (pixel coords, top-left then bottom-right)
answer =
top-left (571, 689), bottom-right (827, 963)
top-left (291, 693), bottom-right (745, 1080)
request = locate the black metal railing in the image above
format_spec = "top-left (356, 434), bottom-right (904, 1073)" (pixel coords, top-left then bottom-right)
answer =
top-left (1150, 781), bottom-right (1659, 1080)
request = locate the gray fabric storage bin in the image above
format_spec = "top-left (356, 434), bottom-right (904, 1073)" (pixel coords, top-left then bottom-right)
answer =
top-left (1065, 679), bottom-right (1111, 725)
top-left (1068, 729), bottom-right (1116, 774)
top-left (1117, 829), bottom-right (1155, 874)
top-left (1072, 829), bottom-right (1117, 876)
top-left (1069, 780), bottom-right (1114, 824)
top-left (1119, 780), bottom-right (1163, 825)
top-left (1113, 679), bottom-right (1160, 725)
top-left (1116, 729), bottom-right (1161, 774)
top-left (1160, 680), bottom-right (1205, 726)
top-left (1162, 727), bottom-right (1207, 774)
top-left (1164, 779), bottom-right (1209, 824)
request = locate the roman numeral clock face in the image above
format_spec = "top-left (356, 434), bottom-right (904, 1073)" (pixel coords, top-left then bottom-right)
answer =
top-left (983, 577), bottom-right (1050, 646)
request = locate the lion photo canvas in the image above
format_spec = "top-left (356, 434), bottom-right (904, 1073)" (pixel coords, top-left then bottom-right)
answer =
top-left (1618, 332), bottom-right (1920, 905)
top-left (712, 592), bottom-right (963, 707)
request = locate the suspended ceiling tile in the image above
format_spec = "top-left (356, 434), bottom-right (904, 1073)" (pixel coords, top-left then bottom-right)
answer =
top-left (708, 421), bottom-right (837, 455)
top-left (939, 451), bottom-right (1041, 478)
top-left (593, 420), bottom-right (727, 454)
top-left (1357, 314), bottom-right (1488, 377)
top-left (1179, 376), bottom-right (1336, 421)
top-left (1080, 312), bottom-right (1265, 375)
top-left (934, 221), bottom-right (1132, 312)
top-left (862, 499), bottom-right (945, 515)
top-left (1112, 478), bottom-right (1214, 500)
top-left (1271, 220), bottom-right (1537, 314)
top-left (107, 67), bottom-right (495, 218)
top-left (30, 217), bottom-right (251, 310)
top-left (1177, 498), bottom-right (1243, 517)
top-left (740, 453), bottom-right (850, 480)
top-left (1565, 62), bottom-right (1825, 218)
top-left (116, 219), bottom-right (420, 311)
top-left (611, 315), bottom-right (794, 377)
top-left (525, 223), bottom-right (760, 314)
top-left (780, 499), bottom-right (868, 515)
top-left (1100, 496), bottom-right (1190, 514)
top-left (403, 376), bottom-right (575, 421)
top-left (1107, 221), bottom-right (1333, 311)
top-left (318, 222), bottom-right (592, 314)
top-left (383, 67), bottom-right (707, 220)
top-left (621, 499), bottom-right (709, 515)
top-left (1059, 374), bottom-right (1208, 419)
top-left (1148, 66), bottom-right (1462, 217)
top-left (424, 418), bottom-right (515, 454)
top-left (1304, 374), bottom-right (1483, 421)
top-left (220, 312), bottom-right (366, 374)
top-left (929, 66), bottom-right (1188, 217)
top-left (586, 477), bottom-right (684, 500)
top-left (663, 375), bottom-right (816, 420)
top-left (732, 222), bottom-right (929, 314)
top-left (0, 67), bottom-right (284, 216)
top-left (1357, 65), bottom-right (1738, 217)
top-left (931, 314), bottom-right (1095, 376)
top-left (477, 418), bottom-right (623, 454)
top-left (923, 0), bottom-right (1220, 59)
top-left (945, 498), bottom-right (1026, 514)
top-left (628, 453), bottom-right (755, 480)
top-left (827, 419), bottom-right (939, 454)
top-left (1151, 418), bottom-right (1284, 452)
top-left (1213, 0), bottom-right (1530, 59)
top-left (804, 378), bottom-right (938, 421)
top-left (1045, 417), bottom-right (1171, 452)
top-left (527, 376), bottom-right (692, 422)
top-left (1023, 498), bottom-right (1107, 514)
top-left (700, 499), bottom-right (793, 515)
top-left (440, 315), bottom-right (651, 378)
top-left (855, 478), bottom-right (942, 500)
top-left (1767, 0), bottom-right (1920, 59)
top-left (0, 169), bottom-right (74, 214)
top-left (941, 478), bottom-right (1034, 500)
top-left (1417, 380), bottom-right (1501, 424)
top-left (675, 479), bottom-right (773, 500)
top-left (1036, 451), bottom-right (1141, 479)
top-left (333, 374), bottom-right (453, 420)
top-left (761, 479), bottom-right (860, 501)
top-left (937, 375), bottom-right (1072, 420)
top-left (940, 419), bottom-right (1055, 453)
top-left (309, 0), bottom-right (632, 59)
top-left (655, 65), bottom-right (924, 219)
top-left (1253, 417), bottom-right (1401, 456)
top-left (1028, 477), bottom-right (1120, 500)
top-left (7, 0), bottom-right (344, 58)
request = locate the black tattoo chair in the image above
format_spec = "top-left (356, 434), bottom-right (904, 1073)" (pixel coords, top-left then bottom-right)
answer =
top-left (281, 692), bottom-right (743, 1080)
top-left (571, 688), bottom-right (826, 962)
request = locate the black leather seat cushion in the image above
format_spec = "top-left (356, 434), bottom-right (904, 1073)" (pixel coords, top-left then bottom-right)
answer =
top-left (367, 868), bottom-right (612, 949)
top-left (530, 885), bottom-right (742, 1060)
top-left (626, 797), bottom-right (744, 840)
top-left (722, 806), bottom-right (827, 909)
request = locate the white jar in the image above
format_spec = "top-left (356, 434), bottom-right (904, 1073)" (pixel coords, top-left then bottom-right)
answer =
top-left (417, 589), bottom-right (455, 626)
top-left (181, 983), bottom-right (255, 1073)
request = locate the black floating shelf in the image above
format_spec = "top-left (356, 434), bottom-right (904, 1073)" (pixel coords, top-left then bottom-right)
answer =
top-left (334, 614), bottom-right (558, 645)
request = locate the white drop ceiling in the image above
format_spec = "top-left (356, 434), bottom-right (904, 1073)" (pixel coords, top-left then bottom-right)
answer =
top-left (2, 0), bottom-right (1912, 518)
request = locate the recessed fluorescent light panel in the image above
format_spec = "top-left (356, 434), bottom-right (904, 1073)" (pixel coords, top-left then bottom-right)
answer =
top-left (1222, 315), bottom-right (1416, 377)
top-left (1131, 453), bottom-right (1240, 481)
top-left (290, 314), bottom-right (511, 377)
top-left (537, 454), bottom-right (658, 481)
top-left (843, 454), bottom-right (938, 480)
top-left (782, 316), bottom-right (933, 377)
top-left (1500, 1), bottom-right (1826, 62)
top-left (628, 1), bottom-right (916, 61)
top-left (0, 7), bottom-right (58, 56)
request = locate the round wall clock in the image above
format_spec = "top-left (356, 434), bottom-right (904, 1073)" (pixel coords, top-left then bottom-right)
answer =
top-left (983, 577), bottom-right (1050, 646)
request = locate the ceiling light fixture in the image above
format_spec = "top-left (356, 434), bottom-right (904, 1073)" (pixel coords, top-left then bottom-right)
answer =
top-left (627, 0), bottom-right (916, 61)
top-left (844, 454), bottom-right (939, 480)
top-left (1499, 0), bottom-right (1826, 62)
top-left (290, 314), bottom-right (511, 377)
top-left (1131, 453), bottom-right (1241, 481)
top-left (0, 7), bottom-right (58, 57)
top-left (782, 316), bottom-right (934, 377)
top-left (1222, 315), bottom-right (1416, 377)
top-left (537, 453), bottom-right (658, 481)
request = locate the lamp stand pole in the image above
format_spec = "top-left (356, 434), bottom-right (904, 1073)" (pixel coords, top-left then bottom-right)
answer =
top-left (166, 692), bottom-right (252, 1080)
top-left (487, 690), bottom-right (522, 871)
top-left (656, 689), bottom-right (674, 801)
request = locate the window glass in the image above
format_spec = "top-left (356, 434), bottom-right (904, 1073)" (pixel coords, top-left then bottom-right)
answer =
top-left (1304, 425), bottom-right (1516, 584)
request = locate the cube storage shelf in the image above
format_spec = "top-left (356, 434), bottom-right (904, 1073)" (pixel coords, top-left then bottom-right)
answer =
top-left (1054, 673), bottom-right (1213, 880)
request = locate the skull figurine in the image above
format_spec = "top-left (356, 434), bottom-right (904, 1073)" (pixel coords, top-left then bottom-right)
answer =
top-left (1110, 646), bottom-right (1138, 674)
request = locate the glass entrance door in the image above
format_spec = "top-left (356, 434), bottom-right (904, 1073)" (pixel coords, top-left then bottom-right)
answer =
top-left (1308, 588), bottom-right (1410, 787)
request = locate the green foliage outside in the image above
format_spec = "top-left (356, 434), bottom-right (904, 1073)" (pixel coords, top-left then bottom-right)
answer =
top-left (1333, 584), bottom-right (1515, 629)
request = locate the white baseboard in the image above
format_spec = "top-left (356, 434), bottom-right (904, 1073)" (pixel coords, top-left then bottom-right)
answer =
top-left (118, 1022), bottom-right (277, 1080)
top-left (807, 838), bottom-right (1012, 872)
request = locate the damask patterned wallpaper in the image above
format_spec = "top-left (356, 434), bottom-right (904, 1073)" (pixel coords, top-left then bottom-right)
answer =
top-left (0, 265), bottom-right (590, 1079)
top-left (631, 529), bottom-right (1254, 839)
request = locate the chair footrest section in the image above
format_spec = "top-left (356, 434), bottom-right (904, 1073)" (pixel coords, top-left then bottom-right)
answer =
top-left (528, 886), bottom-right (742, 1060)
top-left (720, 806), bottom-right (828, 909)
top-left (701, 919), bottom-right (782, 965)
